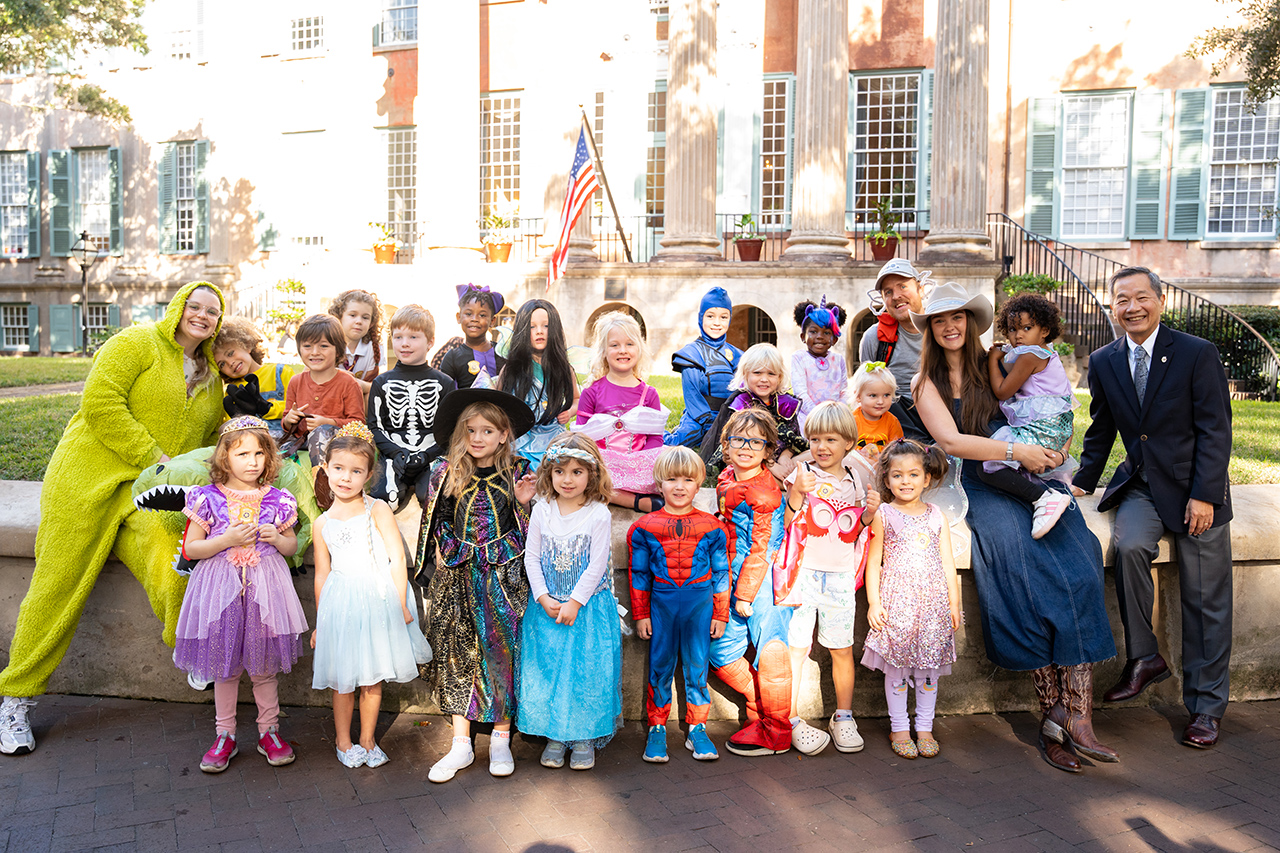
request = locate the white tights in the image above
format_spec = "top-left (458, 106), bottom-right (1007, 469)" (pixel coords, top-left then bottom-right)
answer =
top-left (883, 664), bottom-right (941, 734)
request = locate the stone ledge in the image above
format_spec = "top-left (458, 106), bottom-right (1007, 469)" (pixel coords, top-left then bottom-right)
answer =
top-left (1, 479), bottom-right (1277, 719)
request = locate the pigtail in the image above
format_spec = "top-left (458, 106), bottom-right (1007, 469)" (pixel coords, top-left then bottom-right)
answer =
top-left (922, 444), bottom-right (950, 484)
top-left (793, 301), bottom-right (817, 328)
top-left (828, 302), bottom-right (848, 327)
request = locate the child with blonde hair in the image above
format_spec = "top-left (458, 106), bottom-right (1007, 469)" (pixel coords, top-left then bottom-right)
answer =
top-left (862, 439), bottom-right (961, 759)
top-left (417, 389), bottom-right (538, 782)
top-left (700, 343), bottom-right (807, 481)
top-left (850, 362), bottom-right (904, 463)
top-left (779, 401), bottom-right (879, 755)
top-left (174, 416), bottom-right (308, 773)
top-left (574, 312), bottom-right (669, 513)
top-left (517, 433), bottom-right (622, 771)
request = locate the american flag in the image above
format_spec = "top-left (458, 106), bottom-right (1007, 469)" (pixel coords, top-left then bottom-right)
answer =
top-left (547, 127), bottom-right (600, 290)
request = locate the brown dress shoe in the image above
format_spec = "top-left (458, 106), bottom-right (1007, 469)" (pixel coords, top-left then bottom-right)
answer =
top-left (1182, 714), bottom-right (1220, 749)
top-left (1103, 655), bottom-right (1170, 702)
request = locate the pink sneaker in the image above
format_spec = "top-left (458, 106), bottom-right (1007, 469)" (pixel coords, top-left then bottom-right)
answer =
top-left (200, 732), bottom-right (238, 773)
top-left (257, 727), bottom-right (295, 766)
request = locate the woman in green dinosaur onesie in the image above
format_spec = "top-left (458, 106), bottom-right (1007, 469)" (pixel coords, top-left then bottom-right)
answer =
top-left (0, 282), bottom-right (226, 754)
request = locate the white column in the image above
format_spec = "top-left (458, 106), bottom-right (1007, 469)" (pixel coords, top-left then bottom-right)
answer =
top-left (920, 0), bottom-right (992, 260)
top-left (783, 0), bottom-right (851, 260)
top-left (655, 0), bottom-right (720, 259)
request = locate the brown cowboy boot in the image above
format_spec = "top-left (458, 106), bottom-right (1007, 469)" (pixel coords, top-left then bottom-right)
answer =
top-left (1046, 663), bottom-right (1119, 763)
top-left (1032, 665), bottom-right (1080, 773)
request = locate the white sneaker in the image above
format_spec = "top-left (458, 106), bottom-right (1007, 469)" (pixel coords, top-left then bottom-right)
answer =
top-left (1031, 491), bottom-right (1072, 540)
top-left (428, 737), bottom-right (474, 783)
top-left (0, 697), bottom-right (35, 755)
top-left (790, 719), bottom-right (831, 756)
top-left (489, 735), bottom-right (515, 777)
top-left (829, 715), bottom-right (865, 753)
top-left (187, 672), bottom-right (212, 691)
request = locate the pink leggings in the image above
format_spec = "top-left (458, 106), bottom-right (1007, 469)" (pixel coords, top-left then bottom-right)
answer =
top-left (883, 664), bottom-right (942, 734)
top-left (214, 674), bottom-right (280, 735)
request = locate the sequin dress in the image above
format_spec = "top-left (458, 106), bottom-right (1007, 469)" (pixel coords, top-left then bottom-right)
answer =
top-left (312, 497), bottom-right (432, 694)
top-left (516, 500), bottom-right (622, 747)
top-left (174, 485), bottom-right (308, 681)
top-left (861, 503), bottom-right (955, 675)
top-left (985, 345), bottom-right (1078, 478)
top-left (419, 459), bottom-right (532, 722)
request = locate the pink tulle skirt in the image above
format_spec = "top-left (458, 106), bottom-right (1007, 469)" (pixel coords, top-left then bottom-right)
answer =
top-left (173, 552), bottom-right (309, 681)
top-left (602, 446), bottom-right (664, 494)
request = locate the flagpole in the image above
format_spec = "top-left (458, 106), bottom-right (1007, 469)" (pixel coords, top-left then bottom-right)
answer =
top-left (579, 107), bottom-right (632, 264)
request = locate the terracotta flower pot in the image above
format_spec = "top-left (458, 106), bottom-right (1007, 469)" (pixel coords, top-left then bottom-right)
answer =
top-left (869, 236), bottom-right (899, 262)
top-left (485, 242), bottom-right (513, 263)
top-left (373, 244), bottom-right (397, 264)
top-left (735, 238), bottom-right (764, 261)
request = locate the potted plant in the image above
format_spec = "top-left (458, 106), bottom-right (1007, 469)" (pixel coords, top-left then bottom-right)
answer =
top-left (482, 205), bottom-right (518, 263)
top-left (865, 198), bottom-right (901, 262)
top-left (733, 214), bottom-right (764, 261)
top-left (368, 222), bottom-right (399, 264)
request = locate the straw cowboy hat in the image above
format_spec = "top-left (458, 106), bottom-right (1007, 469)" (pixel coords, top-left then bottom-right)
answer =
top-left (908, 281), bottom-right (994, 335)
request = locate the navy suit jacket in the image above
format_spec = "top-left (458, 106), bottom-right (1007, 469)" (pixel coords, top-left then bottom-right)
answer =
top-left (1074, 325), bottom-right (1232, 532)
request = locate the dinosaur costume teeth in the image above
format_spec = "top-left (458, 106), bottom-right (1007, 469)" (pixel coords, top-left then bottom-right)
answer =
top-left (134, 485), bottom-right (192, 513)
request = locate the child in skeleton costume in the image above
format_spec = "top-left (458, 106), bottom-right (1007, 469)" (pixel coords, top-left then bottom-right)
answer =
top-left (367, 305), bottom-right (456, 511)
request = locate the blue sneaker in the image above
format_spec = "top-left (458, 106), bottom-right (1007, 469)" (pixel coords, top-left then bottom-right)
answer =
top-left (684, 723), bottom-right (719, 761)
top-left (643, 725), bottom-right (669, 763)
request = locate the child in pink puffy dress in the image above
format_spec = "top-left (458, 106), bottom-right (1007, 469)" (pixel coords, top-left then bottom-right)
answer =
top-left (174, 416), bottom-right (309, 774)
top-left (862, 439), bottom-right (960, 761)
top-left (574, 312), bottom-right (669, 513)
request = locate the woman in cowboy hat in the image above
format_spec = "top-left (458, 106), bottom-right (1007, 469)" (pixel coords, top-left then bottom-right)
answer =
top-left (909, 282), bottom-right (1118, 775)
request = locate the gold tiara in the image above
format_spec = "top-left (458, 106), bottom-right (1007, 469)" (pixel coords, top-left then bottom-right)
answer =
top-left (334, 422), bottom-right (375, 444)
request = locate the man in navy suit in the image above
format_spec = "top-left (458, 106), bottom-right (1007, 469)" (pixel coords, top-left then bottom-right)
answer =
top-left (1072, 266), bottom-right (1233, 749)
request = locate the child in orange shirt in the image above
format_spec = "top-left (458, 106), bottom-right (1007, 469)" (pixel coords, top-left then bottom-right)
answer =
top-left (850, 362), bottom-right (903, 464)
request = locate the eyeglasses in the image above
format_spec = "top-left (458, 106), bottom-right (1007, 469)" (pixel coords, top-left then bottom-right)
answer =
top-left (185, 305), bottom-right (222, 319)
top-left (726, 435), bottom-right (767, 451)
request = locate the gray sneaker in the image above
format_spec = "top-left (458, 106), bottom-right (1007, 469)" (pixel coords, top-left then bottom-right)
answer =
top-left (0, 697), bottom-right (35, 755)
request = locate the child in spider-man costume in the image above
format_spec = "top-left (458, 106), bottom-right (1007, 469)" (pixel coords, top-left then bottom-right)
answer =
top-left (629, 447), bottom-right (730, 764)
top-left (709, 408), bottom-right (794, 755)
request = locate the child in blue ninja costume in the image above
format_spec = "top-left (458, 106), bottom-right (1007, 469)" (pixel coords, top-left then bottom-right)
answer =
top-left (664, 288), bottom-right (742, 450)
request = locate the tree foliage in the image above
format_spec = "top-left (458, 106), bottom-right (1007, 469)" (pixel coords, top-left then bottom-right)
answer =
top-left (1188, 0), bottom-right (1280, 107)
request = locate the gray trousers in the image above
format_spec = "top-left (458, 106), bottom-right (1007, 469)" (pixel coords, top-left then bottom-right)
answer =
top-left (1112, 483), bottom-right (1233, 717)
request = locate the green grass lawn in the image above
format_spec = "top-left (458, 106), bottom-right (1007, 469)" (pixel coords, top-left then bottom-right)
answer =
top-left (0, 393), bottom-right (82, 480)
top-left (0, 356), bottom-right (92, 388)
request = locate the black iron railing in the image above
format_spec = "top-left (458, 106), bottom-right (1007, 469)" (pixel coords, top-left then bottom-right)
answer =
top-left (986, 213), bottom-right (1118, 357)
top-left (986, 213), bottom-right (1280, 400)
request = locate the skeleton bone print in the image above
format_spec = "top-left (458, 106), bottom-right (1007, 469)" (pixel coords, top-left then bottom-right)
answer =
top-left (374, 379), bottom-right (444, 453)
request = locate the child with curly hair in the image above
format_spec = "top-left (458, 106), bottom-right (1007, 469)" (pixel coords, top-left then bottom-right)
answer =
top-left (790, 296), bottom-right (848, 421)
top-left (983, 293), bottom-right (1077, 539)
top-left (328, 289), bottom-right (384, 394)
top-left (213, 316), bottom-right (302, 429)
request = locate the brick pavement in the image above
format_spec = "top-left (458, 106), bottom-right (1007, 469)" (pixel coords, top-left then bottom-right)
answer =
top-left (1, 695), bottom-right (1278, 852)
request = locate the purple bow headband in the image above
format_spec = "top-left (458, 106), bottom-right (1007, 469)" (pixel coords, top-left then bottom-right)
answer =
top-left (456, 283), bottom-right (505, 314)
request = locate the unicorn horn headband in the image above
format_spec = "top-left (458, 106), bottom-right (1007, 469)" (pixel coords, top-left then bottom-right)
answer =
top-left (804, 294), bottom-right (842, 338)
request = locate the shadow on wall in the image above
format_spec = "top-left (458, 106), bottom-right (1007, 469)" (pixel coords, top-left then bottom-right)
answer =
top-left (1060, 43), bottom-right (1135, 91)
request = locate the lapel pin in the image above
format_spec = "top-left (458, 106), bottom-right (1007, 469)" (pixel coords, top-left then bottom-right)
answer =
top-left (1161, 356), bottom-right (1167, 363)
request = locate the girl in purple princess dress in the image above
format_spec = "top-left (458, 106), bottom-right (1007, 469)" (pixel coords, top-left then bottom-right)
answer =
top-left (574, 312), bottom-right (669, 513)
top-left (174, 416), bottom-right (309, 774)
top-left (790, 295), bottom-right (849, 424)
top-left (982, 293), bottom-right (1078, 540)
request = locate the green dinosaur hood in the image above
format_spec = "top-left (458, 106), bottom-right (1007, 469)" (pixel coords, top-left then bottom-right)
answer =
top-left (157, 281), bottom-right (225, 368)
top-left (132, 447), bottom-right (321, 570)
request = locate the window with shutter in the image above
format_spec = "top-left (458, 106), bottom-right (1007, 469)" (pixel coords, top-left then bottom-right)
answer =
top-left (646, 82), bottom-right (666, 231)
top-left (1170, 89), bottom-right (1210, 241)
top-left (1060, 93), bottom-right (1130, 240)
top-left (1206, 87), bottom-right (1280, 239)
top-left (0, 304), bottom-right (33, 350)
top-left (0, 152), bottom-right (32, 257)
top-left (48, 150), bottom-right (73, 256)
top-left (1128, 91), bottom-right (1170, 240)
top-left (848, 72), bottom-right (923, 232)
top-left (160, 140), bottom-right (210, 254)
top-left (757, 75), bottom-right (794, 231)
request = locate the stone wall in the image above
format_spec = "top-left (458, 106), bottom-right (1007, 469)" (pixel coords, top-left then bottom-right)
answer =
top-left (1, 479), bottom-right (1277, 719)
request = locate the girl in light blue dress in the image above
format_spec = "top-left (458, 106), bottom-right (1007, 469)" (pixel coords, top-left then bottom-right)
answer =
top-left (487, 300), bottom-right (579, 470)
top-left (311, 424), bottom-right (431, 769)
top-left (517, 433), bottom-right (622, 771)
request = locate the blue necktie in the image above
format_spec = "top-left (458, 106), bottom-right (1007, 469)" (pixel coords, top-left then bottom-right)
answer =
top-left (1134, 346), bottom-right (1149, 405)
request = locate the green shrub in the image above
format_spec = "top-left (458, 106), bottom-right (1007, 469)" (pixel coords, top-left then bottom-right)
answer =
top-left (1001, 273), bottom-right (1062, 297)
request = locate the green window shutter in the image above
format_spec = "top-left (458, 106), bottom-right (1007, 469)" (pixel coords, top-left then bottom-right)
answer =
top-left (1170, 88), bottom-right (1209, 241)
top-left (48, 150), bottom-right (72, 257)
top-left (108, 146), bottom-right (122, 254)
top-left (158, 142), bottom-right (176, 254)
top-left (50, 304), bottom-right (78, 352)
top-left (25, 305), bottom-right (39, 353)
top-left (25, 151), bottom-right (40, 258)
top-left (1024, 96), bottom-right (1060, 238)
top-left (195, 139), bottom-right (210, 253)
top-left (1129, 91), bottom-right (1169, 239)
top-left (919, 69), bottom-right (934, 230)
top-left (372, 23), bottom-right (380, 48)
top-left (256, 210), bottom-right (277, 251)
top-left (107, 304), bottom-right (121, 327)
